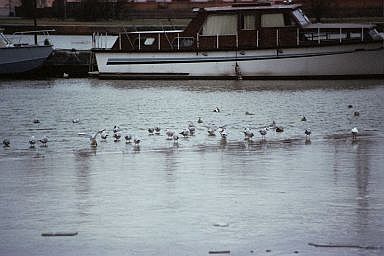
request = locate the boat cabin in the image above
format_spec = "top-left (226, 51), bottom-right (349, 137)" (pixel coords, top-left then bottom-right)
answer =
top-left (108, 2), bottom-right (382, 52)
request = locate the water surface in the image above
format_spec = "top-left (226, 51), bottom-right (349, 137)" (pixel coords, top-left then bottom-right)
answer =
top-left (0, 79), bottom-right (383, 256)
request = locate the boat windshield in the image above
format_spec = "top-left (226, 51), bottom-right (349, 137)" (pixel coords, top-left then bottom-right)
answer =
top-left (292, 9), bottom-right (311, 26)
top-left (0, 33), bottom-right (11, 47)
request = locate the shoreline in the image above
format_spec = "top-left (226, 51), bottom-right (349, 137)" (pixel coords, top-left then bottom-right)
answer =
top-left (0, 18), bottom-right (189, 35)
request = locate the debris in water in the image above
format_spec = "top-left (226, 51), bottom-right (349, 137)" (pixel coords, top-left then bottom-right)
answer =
top-left (308, 242), bottom-right (382, 250)
top-left (213, 222), bottom-right (229, 227)
top-left (209, 250), bottom-right (230, 254)
top-left (41, 232), bottom-right (78, 237)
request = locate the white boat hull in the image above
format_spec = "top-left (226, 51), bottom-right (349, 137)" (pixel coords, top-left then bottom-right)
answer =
top-left (95, 43), bottom-right (384, 78)
top-left (0, 45), bottom-right (53, 75)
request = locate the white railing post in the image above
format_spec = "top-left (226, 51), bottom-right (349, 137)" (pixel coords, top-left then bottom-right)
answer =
top-left (236, 34), bottom-right (239, 48)
top-left (138, 33), bottom-right (141, 50)
top-left (197, 33), bottom-right (199, 49)
top-left (361, 27), bottom-right (364, 42)
top-left (276, 29), bottom-right (279, 47)
top-left (177, 33), bottom-right (180, 50)
top-left (317, 27), bottom-right (320, 45)
top-left (119, 33), bottom-right (121, 50)
top-left (216, 34), bottom-right (219, 49)
top-left (296, 28), bottom-right (300, 46)
top-left (339, 28), bottom-right (342, 43)
top-left (105, 32), bottom-right (107, 49)
top-left (158, 33), bottom-right (161, 50)
top-left (256, 30), bottom-right (259, 48)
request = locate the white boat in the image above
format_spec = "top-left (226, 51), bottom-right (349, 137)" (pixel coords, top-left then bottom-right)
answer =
top-left (0, 30), bottom-right (54, 75)
top-left (93, 2), bottom-right (384, 79)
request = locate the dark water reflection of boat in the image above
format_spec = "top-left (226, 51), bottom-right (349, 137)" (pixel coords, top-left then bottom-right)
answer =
top-left (0, 79), bottom-right (383, 256)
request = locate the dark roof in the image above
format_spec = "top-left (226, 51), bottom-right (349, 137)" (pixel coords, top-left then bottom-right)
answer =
top-left (202, 4), bottom-right (301, 12)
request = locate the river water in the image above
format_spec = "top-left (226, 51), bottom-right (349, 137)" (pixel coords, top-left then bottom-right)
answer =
top-left (0, 79), bottom-right (383, 256)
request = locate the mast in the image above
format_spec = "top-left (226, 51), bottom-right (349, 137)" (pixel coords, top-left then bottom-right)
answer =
top-left (33, 0), bottom-right (37, 45)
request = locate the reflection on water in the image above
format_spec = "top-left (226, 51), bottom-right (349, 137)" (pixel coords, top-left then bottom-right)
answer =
top-left (0, 79), bottom-right (384, 256)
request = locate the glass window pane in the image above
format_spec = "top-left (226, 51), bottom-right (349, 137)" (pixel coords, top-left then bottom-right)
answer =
top-left (202, 15), bottom-right (238, 35)
top-left (261, 13), bottom-right (285, 27)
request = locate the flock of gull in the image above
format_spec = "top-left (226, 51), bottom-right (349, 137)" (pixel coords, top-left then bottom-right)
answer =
top-left (2, 106), bottom-right (360, 149)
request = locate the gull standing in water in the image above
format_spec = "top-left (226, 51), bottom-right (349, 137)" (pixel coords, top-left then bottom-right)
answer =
top-left (78, 129), bottom-right (105, 147)
top-left (206, 124), bottom-right (218, 136)
top-left (351, 127), bottom-right (359, 140)
top-left (213, 107), bottom-right (220, 113)
top-left (173, 134), bottom-right (179, 144)
top-left (243, 128), bottom-right (254, 140)
top-left (179, 129), bottom-right (190, 138)
top-left (188, 122), bottom-right (196, 135)
top-left (113, 125), bottom-right (120, 133)
top-left (3, 138), bottom-right (10, 147)
top-left (29, 136), bottom-right (36, 148)
top-left (154, 126), bottom-right (161, 135)
top-left (113, 132), bottom-right (121, 142)
top-left (165, 129), bottom-right (175, 140)
top-left (259, 127), bottom-right (268, 141)
top-left (101, 130), bottom-right (108, 140)
top-left (305, 128), bottom-right (311, 140)
top-left (148, 128), bottom-right (155, 135)
top-left (125, 134), bottom-right (132, 143)
top-left (39, 136), bottom-right (49, 147)
top-left (219, 128), bottom-right (228, 139)
top-left (133, 138), bottom-right (141, 146)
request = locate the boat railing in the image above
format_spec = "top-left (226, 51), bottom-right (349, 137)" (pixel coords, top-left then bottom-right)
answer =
top-left (109, 25), bottom-right (381, 52)
top-left (10, 29), bottom-right (55, 46)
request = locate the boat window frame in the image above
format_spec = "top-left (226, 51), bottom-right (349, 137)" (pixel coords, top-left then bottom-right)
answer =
top-left (292, 8), bottom-right (311, 27)
top-left (240, 13), bottom-right (257, 31)
top-left (201, 13), bottom-right (238, 36)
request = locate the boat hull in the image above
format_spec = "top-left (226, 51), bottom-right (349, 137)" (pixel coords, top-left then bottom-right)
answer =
top-left (0, 45), bottom-right (53, 75)
top-left (94, 43), bottom-right (384, 79)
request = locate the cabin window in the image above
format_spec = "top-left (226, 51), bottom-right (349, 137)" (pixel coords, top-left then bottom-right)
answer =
top-left (261, 13), bottom-right (285, 27)
top-left (242, 15), bottom-right (256, 30)
top-left (292, 9), bottom-right (310, 26)
top-left (202, 14), bottom-right (238, 35)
